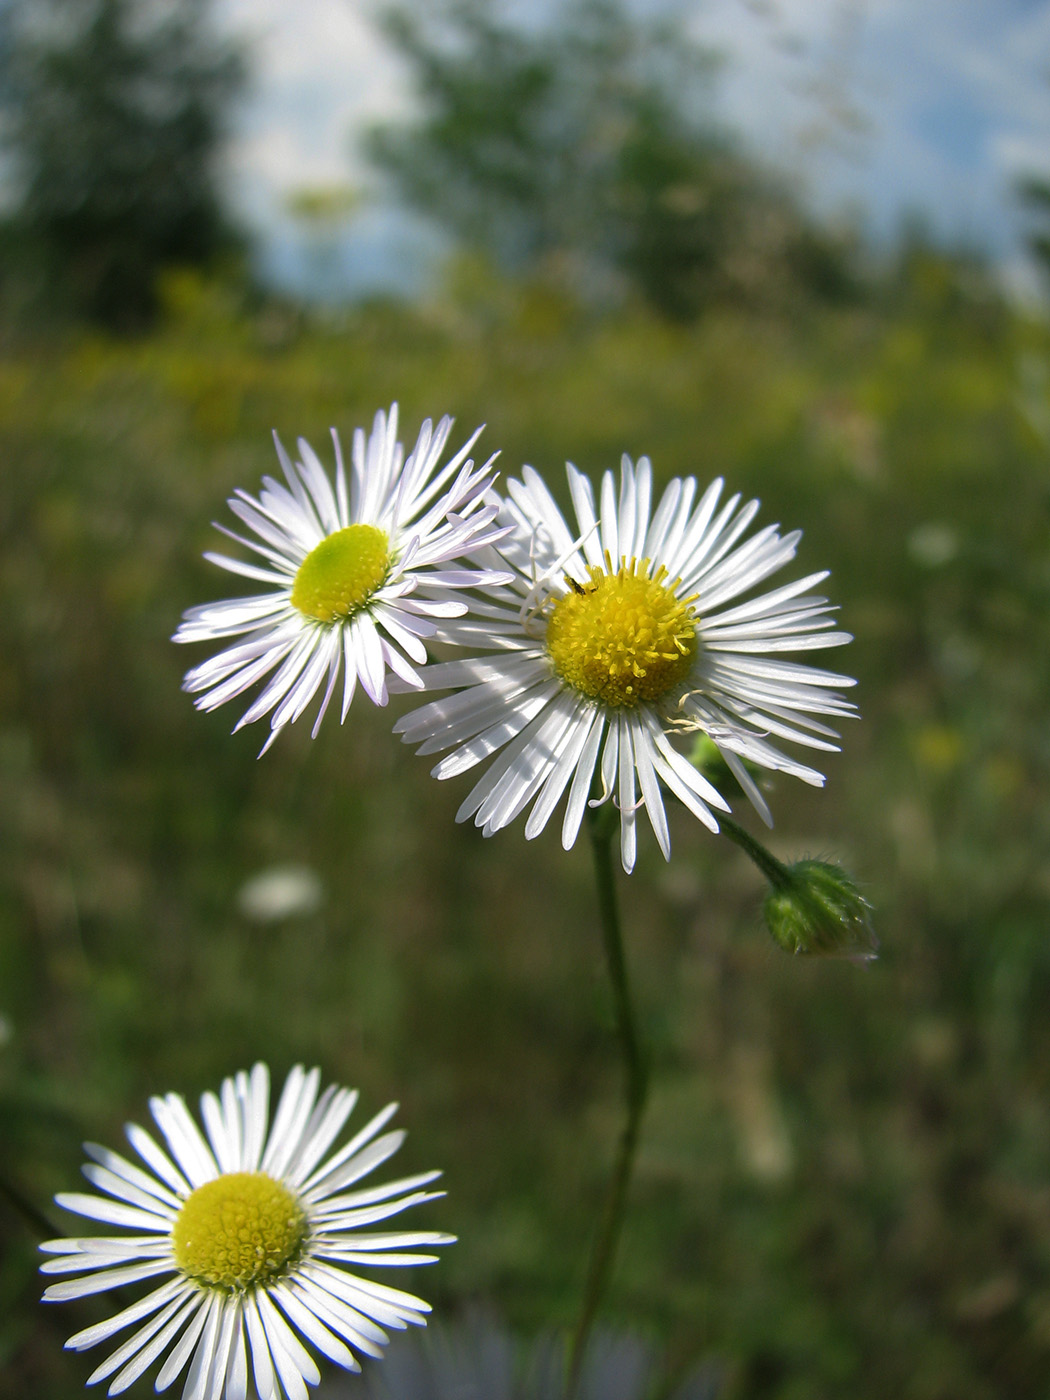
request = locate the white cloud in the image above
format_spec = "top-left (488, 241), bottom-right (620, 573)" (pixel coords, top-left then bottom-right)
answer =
top-left (217, 0), bottom-right (412, 205)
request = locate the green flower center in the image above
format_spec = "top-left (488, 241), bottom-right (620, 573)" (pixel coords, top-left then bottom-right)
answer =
top-left (172, 1171), bottom-right (307, 1292)
top-left (291, 524), bottom-right (391, 623)
top-left (545, 559), bottom-right (699, 708)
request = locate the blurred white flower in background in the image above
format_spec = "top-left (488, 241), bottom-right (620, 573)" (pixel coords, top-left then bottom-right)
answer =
top-left (238, 865), bottom-right (325, 923)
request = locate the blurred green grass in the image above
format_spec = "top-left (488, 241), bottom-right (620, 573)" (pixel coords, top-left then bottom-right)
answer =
top-left (2, 262), bottom-right (1050, 1399)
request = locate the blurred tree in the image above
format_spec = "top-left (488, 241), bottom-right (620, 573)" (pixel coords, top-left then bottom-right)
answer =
top-left (1016, 174), bottom-right (1050, 280)
top-left (0, 0), bottom-right (245, 331)
top-left (367, 0), bottom-right (857, 319)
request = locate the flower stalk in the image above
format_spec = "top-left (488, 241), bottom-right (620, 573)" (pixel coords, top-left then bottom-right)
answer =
top-left (568, 800), bottom-right (651, 1396)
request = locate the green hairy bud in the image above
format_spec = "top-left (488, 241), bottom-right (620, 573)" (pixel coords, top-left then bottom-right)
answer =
top-left (763, 859), bottom-right (878, 961)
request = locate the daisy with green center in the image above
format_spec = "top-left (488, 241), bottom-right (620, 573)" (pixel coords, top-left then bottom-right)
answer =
top-left (394, 455), bottom-right (856, 873)
top-left (174, 405), bottom-right (510, 753)
top-left (41, 1064), bottom-right (453, 1399)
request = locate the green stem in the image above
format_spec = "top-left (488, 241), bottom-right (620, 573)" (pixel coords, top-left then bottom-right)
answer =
top-left (567, 805), bottom-right (650, 1396)
top-left (718, 813), bottom-right (792, 889)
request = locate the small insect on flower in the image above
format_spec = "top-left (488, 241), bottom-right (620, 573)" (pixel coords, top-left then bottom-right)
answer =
top-left (41, 1064), bottom-right (454, 1399)
top-left (174, 404), bottom-right (510, 753)
top-left (395, 455), bottom-right (856, 873)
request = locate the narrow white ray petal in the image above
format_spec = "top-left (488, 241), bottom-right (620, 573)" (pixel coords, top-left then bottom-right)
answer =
top-left (598, 717), bottom-right (619, 806)
top-left (239, 1063), bottom-right (270, 1172)
top-left (330, 429), bottom-right (350, 527)
top-left (262, 1066), bottom-right (318, 1178)
top-left (220, 1076), bottom-right (243, 1174)
top-left (301, 1102), bottom-right (399, 1196)
top-left (302, 1261), bottom-right (426, 1331)
top-left (649, 722), bottom-right (729, 814)
top-left (352, 613), bottom-right (389, 706)
top-left (439, 682), bottom-right (562, 784)
top-left (311, 1193), bottom-right (446, 1230)
top-left (65, 1279), bottom-right (187, 1351)
top-left (632, 722), bottom-right (670, 860)
top-left (617, 715), bottom-right (638, 874)
top-left (104, 1302), bottom-right (202, 1395)
top-left (296, 438), bottom-right (341, 534)
top-left (253, 1315), bottom-right (308, 1400)
top-left (199, 1094), bottom-right (238, 1177)
top-left (43, 1258), bottom-right (173, 1301)
top-left (256, 1289), bottom-right (321, 1387)
top-left (268, 634), bottom-right (333, 732)
top-left (226, 1312), bottom-right (249, 1400)
top-left (561, 711), bottom-right (605, 850)
top-left (286, 1088), bottom-right (359, 1189)
top-left (53, 1193), bottom-right (173, 1233)
top-left (243, 1294), bottom-right (280, 1400)
top-left (617, 455), bottom-right (636, 564)
top-left (525, 699), bottom-right (597, 840)
top-left (311, 1263), bottom-right (432, 1318)
top-left (210, 520), bottom-right (299, 574)
top-left (314, 1170), bottom-right (442, 1214)
top-left (291, 1277), bottom-right (387, 1356)
top-left (154, 1294), bottom-right (211, 1392)
top-left (721, 748), bottom-right (774, 827)
top-left (476, 695), bottom-right (581, 833)
top-left (644, 476), bottom-right (682, 559)
top-left (271, 1284), bottom-right (360, 1372)
top-left (80, 1159), bottom-right (180, 1215)
top-left (631, 456), bottom-right (652, 559)
top-left (200, 554), bottom-right (289, 586)
top-left (87, 1292), bottom-right (193, 1391)
top-left (150, 1096), bottom-right (219, 1187)
top-left (231, 633), bottom-right (318, 731)
top-left (180, 1292), bottom-right (224, 1400)
top-left (42, 1242), bottom-right (171, 1273)
top-left (374, 606), bottom-right (430, 664)
top-left (659, 474), bottom-right (701, 562)
top-left (200, 1296), bottom-right (239, 1400)
top-left (80, 1163), bottom-right (179, 1218)
top-left (310, 640), bottom-right (344, 738)
top-left (340, 627), bottom-right (359, 720)
top-left (303, 1131), bottom-right (405, 1203)
top-left (566, 464), bottom-right (603, 569)
top-left (125, 1124), bottom-right (191, 1197)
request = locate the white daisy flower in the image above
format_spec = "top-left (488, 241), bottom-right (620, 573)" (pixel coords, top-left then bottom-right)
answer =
top-left (41, 1063), bottom-right (453, 1399)
top-left (174, 404), bottom-right (510, 753)
top-left (394, 455), bottom-right (856, 873)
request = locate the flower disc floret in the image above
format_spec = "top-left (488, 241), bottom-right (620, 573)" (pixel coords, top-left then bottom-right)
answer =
top-left (546, 560), bottom-right (698, 707)
top-left (290, 523), bottom-right (391, 622)
top-left (172, 1171), bottom-right (306, 1292)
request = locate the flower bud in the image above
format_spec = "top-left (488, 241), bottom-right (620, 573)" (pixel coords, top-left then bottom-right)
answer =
top-left (763, 859), bottom-right (877, 962)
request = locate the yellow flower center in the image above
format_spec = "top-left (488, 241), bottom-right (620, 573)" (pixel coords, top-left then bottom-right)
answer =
top-left (291, 524), bottom-right (391, 623)
top-left (172, 1172), bottom-right (307, 1292)
top-left (545, 559), bottom-right (699, 707)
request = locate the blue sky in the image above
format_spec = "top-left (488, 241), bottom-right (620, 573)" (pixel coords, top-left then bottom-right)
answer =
top-left (215, 0), bottom-right (1050, 298)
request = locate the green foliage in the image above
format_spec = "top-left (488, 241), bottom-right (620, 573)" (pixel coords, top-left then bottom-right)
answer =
top-left (1017, 175), bottom-right (1050, 280)
top-left (0, 0), bottom-right (245, 332)
top-left (367, 0), bottom-right (857, 320)
top-left (1, 260), bottom-right (1049, 1397)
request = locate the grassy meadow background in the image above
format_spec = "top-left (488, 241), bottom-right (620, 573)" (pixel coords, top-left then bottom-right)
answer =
top-left (1, 253), bottom-right (1048, 1399)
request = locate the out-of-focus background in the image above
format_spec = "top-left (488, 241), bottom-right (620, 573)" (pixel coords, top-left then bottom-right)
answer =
top-left (1, 1), bottom-right (1049, 1396)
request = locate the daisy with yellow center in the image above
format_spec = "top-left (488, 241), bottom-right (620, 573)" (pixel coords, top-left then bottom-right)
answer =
top-left (41, 1064), bottom-right (453, 1399)
top-left (394, 455), bottom-right (856, 872)
top-left (174, 404), bottom-right (510, 753)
